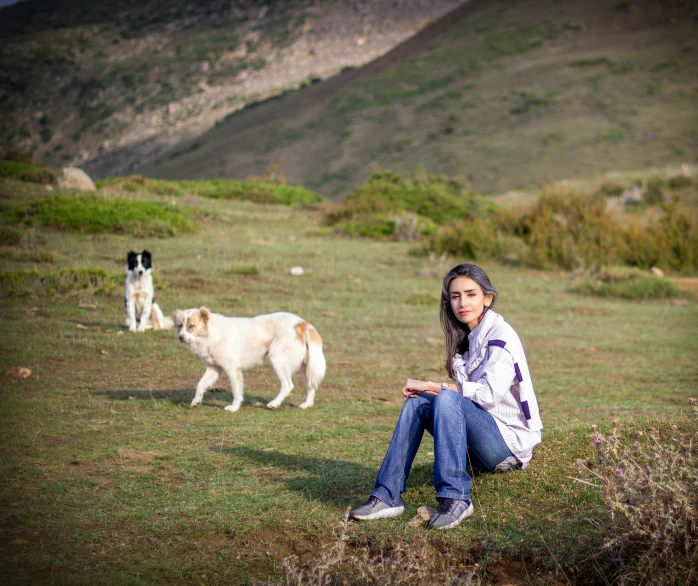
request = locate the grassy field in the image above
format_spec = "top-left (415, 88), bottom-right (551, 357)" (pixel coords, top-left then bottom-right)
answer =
top-left (1, 178), bottom-right (697, 584)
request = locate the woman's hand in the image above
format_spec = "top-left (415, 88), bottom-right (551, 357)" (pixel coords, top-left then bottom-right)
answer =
top-left (402, 379), bottom-right (440, 401)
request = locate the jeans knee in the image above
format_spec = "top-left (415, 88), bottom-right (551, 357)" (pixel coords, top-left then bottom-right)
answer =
top-left (434, 388), bottom-right (461, 412)
top-left (400, 394), bottom-right (429, 419)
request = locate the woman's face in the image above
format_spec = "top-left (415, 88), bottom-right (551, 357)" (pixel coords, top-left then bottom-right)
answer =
top-left (449, 276), bottom-right (494, 330)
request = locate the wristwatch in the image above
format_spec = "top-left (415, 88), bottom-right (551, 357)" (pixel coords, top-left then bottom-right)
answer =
top-left (441, 382), bottom-right (449, 391)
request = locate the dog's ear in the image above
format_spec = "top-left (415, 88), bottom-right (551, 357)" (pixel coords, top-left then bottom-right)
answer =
top-left (127, 251), bottom-right (137, 260)
top-left (173, 310), bottom-right (184, 327)
top-left (141, 250), bottom-right (152, 269)
top-left (199, 307), bottom-right (210, 324)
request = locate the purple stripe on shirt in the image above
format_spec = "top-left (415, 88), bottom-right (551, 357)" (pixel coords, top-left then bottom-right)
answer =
top-left (488, 339), bottom-right (506, 348)
top-left (521, 400), bottom-right (531, 420)
top-left (514, 362), bottom-right (523, 383)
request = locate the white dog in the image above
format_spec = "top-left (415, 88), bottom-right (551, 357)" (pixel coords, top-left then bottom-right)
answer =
top-left (124, 250), bottom-right (172, 332)
top-left (174, 307), bottom-right (326, 412)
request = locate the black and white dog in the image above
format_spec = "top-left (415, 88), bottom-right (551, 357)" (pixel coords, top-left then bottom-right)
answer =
top-left (125, 250), bottom-right (173, 332)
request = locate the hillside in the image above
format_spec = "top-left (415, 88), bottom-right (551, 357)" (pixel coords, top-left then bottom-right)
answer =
top-left (132, 0), bottom-right (698, 197)
top-left (0, 0), bottom-right (463, 174)
top-left (2, 0), bottom-right (697, 198)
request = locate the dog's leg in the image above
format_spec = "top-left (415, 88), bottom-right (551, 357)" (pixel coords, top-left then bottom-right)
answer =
top-left (266, 366), bottom-right (294, 410)
top-left (191, 365), bottom-right (221, 407)
top-left (137, 296), bottom-right (153, 332)
top-left (297, 367), bottom-right (315, 410)
top-left (224, 367), bottom-right (244, 413)
top-left (126, 294), bottom-right (137, 332)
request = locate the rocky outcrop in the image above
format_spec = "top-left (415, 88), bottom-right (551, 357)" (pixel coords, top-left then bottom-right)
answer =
top-left (54, 167), bottom-right (96, 191)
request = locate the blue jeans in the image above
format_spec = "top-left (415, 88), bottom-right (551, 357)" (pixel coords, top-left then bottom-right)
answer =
top-left (371, 390), bottom-right (516, 506)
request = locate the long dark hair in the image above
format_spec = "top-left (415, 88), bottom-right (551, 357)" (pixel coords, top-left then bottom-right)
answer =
top-left (440, 263), bottom-right (498, 378)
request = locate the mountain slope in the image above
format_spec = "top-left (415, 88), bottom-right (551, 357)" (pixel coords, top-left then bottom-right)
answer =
top-left (0, 0), bottom-right (463, 172)
top-left (134, 0), bottom-right (698, 197)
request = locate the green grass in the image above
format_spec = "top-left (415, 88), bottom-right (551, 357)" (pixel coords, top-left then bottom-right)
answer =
top-left (0, 159), bottom-right (58, 185)
top-left (0, 181), bottom-right (696, 585)
top-left (97, 175), bottom-right (323, 205)
top-left (4, 195), bottom-right (195, 237)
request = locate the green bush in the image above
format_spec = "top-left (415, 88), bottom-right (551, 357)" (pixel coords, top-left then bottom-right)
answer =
top-left (569, 267), bottom-right (681, 299)
top-left (643, 178), bottom-right (665, 205)
top-left (516, 191), bottom-right (621, 270)
top-left (599, 180), bottom-right (626, 197)
top-left (668, 175), bottom-right (693, 189)
top-left (580, 404), bottom-right (698, 585)
top-left (6, 196), bottom-right (193, 237)
top-left (325, 168), bottom-right (498, 238)
top-left (0, 268), bottom-right (120, 297)
top-left (0, 159), bottom-right (58, 185)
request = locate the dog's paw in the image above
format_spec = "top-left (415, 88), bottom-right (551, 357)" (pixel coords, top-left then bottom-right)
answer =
top-left (190, 402), bottom-right (201, 408)
top-left (298, 401), bottom-right (313, 410)
top-left (266, 401), bottom-right (280, 410)
top-left (224, 403), bottom-right (241, 413)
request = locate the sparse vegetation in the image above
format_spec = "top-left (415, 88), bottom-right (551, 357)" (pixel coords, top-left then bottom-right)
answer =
top-left (0, 267), bottom-right (120, 297)
top-left (578, 402), bottom-right (698, 585)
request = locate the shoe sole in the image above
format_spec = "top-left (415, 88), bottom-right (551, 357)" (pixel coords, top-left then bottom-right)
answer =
top-left (430, 502), bottom-right (474, 530)
top-left (350, 505), bottom-right (405, 521)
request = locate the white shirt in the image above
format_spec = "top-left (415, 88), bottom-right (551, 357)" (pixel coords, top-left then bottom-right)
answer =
top-left (453, 312), bottom-right (542, 464)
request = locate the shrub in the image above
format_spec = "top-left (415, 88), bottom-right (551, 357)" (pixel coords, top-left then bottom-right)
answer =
top-left (580, 403), bottom-right (698, 585)
top-left (569, 267), bottom-right (681, 299)
top-left (6, 196), bottom-right (193, 237)
top-left (668, 175), bottom-right (693, 189)
top-left (599, 180), bottom-right (626, 197)
top-left (516, 190), bottom-right (621, 270)
top-left (0, 268), bottom-right (120, 297)
top-left (0, 159), bottom-right (58, 185)
top-left (325, 168), bottom-right (498, 239)
top-left (643, 178), bottom-right (665, 205)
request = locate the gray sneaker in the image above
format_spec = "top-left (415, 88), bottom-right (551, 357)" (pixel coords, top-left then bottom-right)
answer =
top-left (350, 496), bottom-right (405, 521)
top-left (427, 498), bottom-right (474, 530)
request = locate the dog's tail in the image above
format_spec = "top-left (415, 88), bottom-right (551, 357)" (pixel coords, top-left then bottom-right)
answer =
top-left (304, 324), bottom-right (326, 390)
top-left (160, 316), bottom-right (175, 330)
top-left (152, 303), bottom-right (175, 330)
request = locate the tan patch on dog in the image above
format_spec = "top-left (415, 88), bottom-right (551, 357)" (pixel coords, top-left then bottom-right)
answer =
top-left (309, 326), bottom-right (322, 346)
top-left (295, 321), bottom-right (309, 343)
top-left (185, 309), bottom-right (209, 337)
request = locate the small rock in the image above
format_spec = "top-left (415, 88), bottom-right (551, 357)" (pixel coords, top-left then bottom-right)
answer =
top-left (407, 505), bottom-right (437, 526)
top-left (649, 266), bottom-right (664, 277)
top-left (6, 366), bottom-right (32, 379)
top-left (425, 337), bottom-right (442, 346)
top-left (290, 266), bottom-right (304, 276)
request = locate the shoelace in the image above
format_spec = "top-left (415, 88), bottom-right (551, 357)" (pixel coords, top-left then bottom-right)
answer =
top-left (368, 495), bottom-right (382, 507)
top-left (436, 498), bottom-right (457, 514)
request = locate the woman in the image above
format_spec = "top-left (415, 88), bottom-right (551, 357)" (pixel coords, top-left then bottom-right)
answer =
top-left (350, 263), bottom-right (542, 530)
